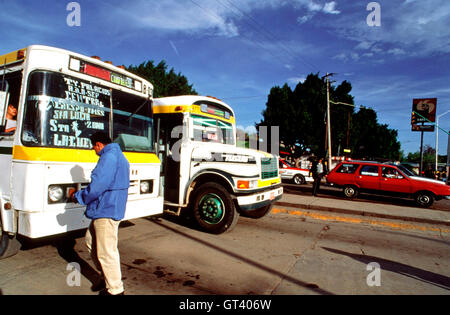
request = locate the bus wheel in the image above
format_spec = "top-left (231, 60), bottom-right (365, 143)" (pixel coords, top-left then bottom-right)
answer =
top-left (240, 204), bottom-right (273, 219)
top-left (193, 182), bottom-right (239, 234)
top-left (0, 222), bottom-right (21, 260)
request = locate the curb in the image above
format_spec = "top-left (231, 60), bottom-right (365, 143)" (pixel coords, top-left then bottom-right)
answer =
top-left (274, 201), bottom-right (450, 227)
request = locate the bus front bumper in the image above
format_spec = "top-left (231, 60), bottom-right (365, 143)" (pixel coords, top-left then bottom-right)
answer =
top-left (236, 186), bottom-right (283, 211)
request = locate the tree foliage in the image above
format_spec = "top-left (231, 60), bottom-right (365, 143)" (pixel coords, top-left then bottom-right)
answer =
top-left (257, 73), bottom-right (401, 160)
top-left (127, 60), bottom-right (197, 98)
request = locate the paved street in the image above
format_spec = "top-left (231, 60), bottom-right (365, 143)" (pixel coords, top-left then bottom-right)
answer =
top-left (1, 186), bottom-right (449, 296)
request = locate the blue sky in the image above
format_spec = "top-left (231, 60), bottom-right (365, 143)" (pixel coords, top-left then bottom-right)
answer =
top-left (1, 0), bottom-right (449, 155)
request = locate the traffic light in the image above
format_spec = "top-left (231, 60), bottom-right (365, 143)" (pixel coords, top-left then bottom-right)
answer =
top-left (411, 111), bottom-right (417, 125)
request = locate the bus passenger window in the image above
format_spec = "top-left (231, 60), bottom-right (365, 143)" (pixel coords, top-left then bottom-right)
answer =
top-left (0, 73), bottom-right (22, 135)
top-left (5, 104), bottom-right (17, 133)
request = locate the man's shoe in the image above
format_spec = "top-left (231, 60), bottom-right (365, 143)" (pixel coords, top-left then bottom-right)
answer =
top-left (91, 279), bottom-right (106, 292)
top-left (99, 289), bottom-right (125, 296)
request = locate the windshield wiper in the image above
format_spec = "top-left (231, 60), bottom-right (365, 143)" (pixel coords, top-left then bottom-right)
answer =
top-left (126, 99), bottom-right (150, 122)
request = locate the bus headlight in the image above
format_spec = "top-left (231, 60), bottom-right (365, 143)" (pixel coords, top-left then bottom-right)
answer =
top-left (48, 186), bottom-right (64, 203)
top-left (140, 180), bottom-right (153, 194)
top-left (236, 180), bottom-right (258, 190)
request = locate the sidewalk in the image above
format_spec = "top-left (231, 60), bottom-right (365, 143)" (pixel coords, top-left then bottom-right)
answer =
top-left (275, 191), bottom-right (450, 227)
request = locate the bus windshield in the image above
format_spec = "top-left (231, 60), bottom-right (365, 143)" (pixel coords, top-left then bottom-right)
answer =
top-left (22, 71), bottom-right (154, 152)
top-left (191, 114), bottom-right (234, 145)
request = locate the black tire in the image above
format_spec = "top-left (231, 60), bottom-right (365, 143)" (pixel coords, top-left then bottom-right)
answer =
top-left (343, 185), bottom-right (359, 199)
top-left (192, 182), bottom-right (239, 234)
top-left (293, 174), bottom-right (306, 185)
top-left (0, 220), bottom-right (21, 260)
top-left (240, 204), bottom-right (273, 219)
top-left (415, 191), bottom-right (434, 208)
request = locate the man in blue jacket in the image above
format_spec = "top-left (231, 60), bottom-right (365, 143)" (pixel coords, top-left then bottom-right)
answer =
top-left (74, 131), bottom-right (129, 295)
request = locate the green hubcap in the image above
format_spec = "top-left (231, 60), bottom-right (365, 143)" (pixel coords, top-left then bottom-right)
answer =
top-left (198, 193), bottom-right (225, 224)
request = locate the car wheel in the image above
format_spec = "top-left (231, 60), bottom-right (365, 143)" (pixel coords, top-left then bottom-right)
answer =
top-left (415, 191), bottom-right (434, 208)
top-left (343, 185), bottom-right (358, 199)
top-left (192, 182), bottom-right (239, 234)
top-left (293, 174), bottom-right (306, 185)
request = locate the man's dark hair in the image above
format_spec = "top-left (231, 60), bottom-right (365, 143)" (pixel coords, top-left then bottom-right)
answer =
top-left (90, 131), bottom-right (112, 145)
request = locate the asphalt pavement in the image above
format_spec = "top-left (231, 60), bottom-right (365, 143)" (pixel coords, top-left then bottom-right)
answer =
top-left (276, 183), bottom-right (450, 228)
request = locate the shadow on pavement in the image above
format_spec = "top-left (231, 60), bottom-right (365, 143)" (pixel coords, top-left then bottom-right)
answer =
top-left (55, 237), bottom-right (102, 288)
top-left (322, 247), bottom-right (450, 290)
top-left (147, 216), bottom-right (335, 295)
top-left (19, 232), bottom-right (102, 288)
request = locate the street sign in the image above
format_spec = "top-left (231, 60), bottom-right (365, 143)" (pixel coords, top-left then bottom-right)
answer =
top-left (411, 124), bottom-right (435, 132)
top-left (412, 98), bottom-right (437, 123)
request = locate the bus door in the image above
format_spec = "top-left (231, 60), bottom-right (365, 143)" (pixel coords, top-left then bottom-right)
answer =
top-left (0, 71), bottom-right (23, 233)
top-left (156, 113), bottom-right (184, 204)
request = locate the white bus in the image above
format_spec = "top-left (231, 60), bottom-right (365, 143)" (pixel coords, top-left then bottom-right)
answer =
top-left (154, 96), bottom-right (283, 234)
top-left (0, 45), bottom-right (163, 259)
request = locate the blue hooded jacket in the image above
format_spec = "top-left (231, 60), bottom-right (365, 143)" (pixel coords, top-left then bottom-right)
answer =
top-left (75, 143), bottom-right (130, 221)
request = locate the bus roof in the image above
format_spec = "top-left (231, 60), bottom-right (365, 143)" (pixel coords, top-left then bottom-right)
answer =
top-left (153, 95), bottom-right (236, 123)
top-left (154, 95), bottom-right (234, 113)
top-left (0, 45), bottom-right (153, 93)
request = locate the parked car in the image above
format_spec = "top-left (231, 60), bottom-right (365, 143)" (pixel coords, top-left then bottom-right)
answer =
top-left (326, 161), bottom-right (450, 208)
top-left (279, 158), bottom-right (313, 185)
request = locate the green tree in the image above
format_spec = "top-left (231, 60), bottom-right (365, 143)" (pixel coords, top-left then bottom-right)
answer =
top-left (292, 73), bottom-right (327, 155)
top-left (256, 83), bottom-right (296, 154)
top-left (330, 80), bottom-right (355, 155)
top-left (127, 60), bottom-right (197, 97)
top-left (405, 145), bottom-right (437, 164)
top-left (258, 73), bottom-right (401, 160)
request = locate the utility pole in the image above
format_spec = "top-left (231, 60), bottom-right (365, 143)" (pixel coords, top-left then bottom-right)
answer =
top-left (436, 110), bottom-right (450, 175)
top-left (447, 133), bottom-right (450, 185)
top-left (325, 73), bottom-right (333, 171)
top-left (419, 125), bottom-right (424, 176)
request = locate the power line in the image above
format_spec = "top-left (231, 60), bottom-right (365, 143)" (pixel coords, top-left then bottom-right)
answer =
top-left (190, 0), bottom-right (320, 73)
top-left (216, 0), bottom-right (320, 73)
top-left (221, 95), bottom-right (267, 100)
top-left (189, 0), bottom-right (293, 71)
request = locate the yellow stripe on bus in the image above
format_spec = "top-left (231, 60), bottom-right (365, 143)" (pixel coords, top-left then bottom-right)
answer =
top-left (0, 49), bottom-right (26, 65)
top-left (13, 146), bottom-right (160, 164)
top-left (153, 105), bottom-right (190, 114)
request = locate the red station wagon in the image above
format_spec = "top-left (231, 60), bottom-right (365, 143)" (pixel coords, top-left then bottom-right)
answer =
top-left (326, 161), bottom-right (450, 208)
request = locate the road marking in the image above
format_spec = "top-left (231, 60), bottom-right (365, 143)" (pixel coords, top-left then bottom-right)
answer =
top-left (272, 208), bottom-right (450, 234)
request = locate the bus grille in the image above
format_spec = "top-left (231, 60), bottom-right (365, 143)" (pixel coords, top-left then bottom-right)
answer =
top-left (261, 157), bottom-right (278, 180)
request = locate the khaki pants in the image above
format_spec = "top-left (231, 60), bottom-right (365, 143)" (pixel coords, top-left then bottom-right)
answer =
top-left (85, 218), bottom-right (124, 295)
